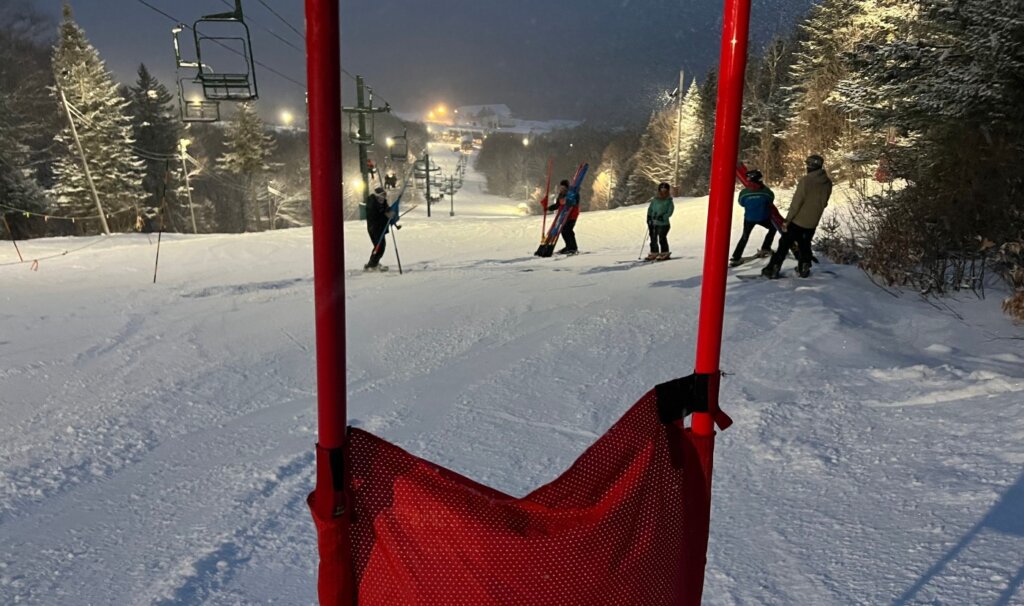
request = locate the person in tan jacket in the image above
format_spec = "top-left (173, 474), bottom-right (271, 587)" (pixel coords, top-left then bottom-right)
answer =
top-left (762, 154), bottom-right (833, 278)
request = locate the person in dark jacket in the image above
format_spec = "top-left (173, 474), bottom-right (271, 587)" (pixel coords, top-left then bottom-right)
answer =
top-left (762, 154), bottom-right (833, 279)
top-left (645, 182), bottom-right (675, 260)
top-left (365, 186), bottom-right (394, 271)
top-left (730, 169), bottom-right (777, 266)
top-left (543, 179), bottom-right (581, 254)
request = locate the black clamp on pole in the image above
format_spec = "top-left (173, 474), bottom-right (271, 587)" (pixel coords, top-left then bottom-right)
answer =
top-left (655, 372), bottom-right (733, 430)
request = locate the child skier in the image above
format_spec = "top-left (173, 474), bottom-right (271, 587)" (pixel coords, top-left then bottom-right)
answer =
top-left (645, 182), bottom-right (674, 260)
top-left (730, 169), bottom-right (777, 266)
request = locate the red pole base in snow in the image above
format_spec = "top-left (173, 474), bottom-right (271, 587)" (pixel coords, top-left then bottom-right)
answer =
top-left (680, 428), bottom-right (716, 605)
top-left (309, 444), bottom-right (354, 606)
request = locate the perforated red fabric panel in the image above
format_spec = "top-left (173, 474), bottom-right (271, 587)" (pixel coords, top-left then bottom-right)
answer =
top-left (341, 389), bottom-right (701, 606)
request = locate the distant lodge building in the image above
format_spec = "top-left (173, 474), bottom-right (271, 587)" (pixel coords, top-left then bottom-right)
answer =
top-left (453, 104), bottom-right (514, 129)
top-left (436, 104), bottom-right (582, 137)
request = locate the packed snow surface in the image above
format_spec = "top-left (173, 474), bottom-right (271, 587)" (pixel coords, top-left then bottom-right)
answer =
top-left (2, 144), bottom-right (1022, 605)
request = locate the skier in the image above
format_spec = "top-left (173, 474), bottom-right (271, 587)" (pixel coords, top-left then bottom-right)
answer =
top-left (761, 154), bottom-right (832, 279)
top-left (543, 179), bottom-right (580, 254)
top-left (645, 182), bottom-right (674, 260)
top-left (365, 186), bottom-right (394, 271)
top-left (730, 169), bottom-right (777, 266)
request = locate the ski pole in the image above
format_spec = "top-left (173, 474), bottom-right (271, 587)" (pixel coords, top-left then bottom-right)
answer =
top-left (2, 215), bottom-right (23, 262)
top-left (390, 229), bottom-right (403, 275)
top-left (638, 224), bottom-right (650, 260)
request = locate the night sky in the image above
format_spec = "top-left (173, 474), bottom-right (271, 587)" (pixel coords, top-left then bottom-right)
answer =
top-left (29, 0), bottom-right (815, 125)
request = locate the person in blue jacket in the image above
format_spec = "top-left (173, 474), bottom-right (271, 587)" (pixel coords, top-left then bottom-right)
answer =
top-left (730, 169), bottom-right (777, 266)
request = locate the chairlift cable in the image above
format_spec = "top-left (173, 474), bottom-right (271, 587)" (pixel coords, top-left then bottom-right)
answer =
top-left (254, 0), bottom-right (306, 41)
top-left (133, 0), bottom-right (306, 90)
top-left (216, 0), bottom-right (305, 55)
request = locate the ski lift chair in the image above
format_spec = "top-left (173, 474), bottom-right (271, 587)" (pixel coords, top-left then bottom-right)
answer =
top-left (348, 112), bottom-right (376, 146)
top-left (388, 130), bottom-right (409, 163)
top-left (177, 77), bottom-right (221, 123)
top-left (192, 0), bottom-right (259, 101)
top-left (172, 25), bottom-right (220, 122)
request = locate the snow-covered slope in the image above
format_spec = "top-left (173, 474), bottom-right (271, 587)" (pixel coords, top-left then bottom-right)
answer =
top-left (2, 145), bottom-right (1022, 605)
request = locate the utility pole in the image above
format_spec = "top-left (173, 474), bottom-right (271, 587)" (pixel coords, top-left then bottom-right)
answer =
top-left (422, 150), bottom-right (441, 218)
top-left (179, 138), bottom-right (198, 233)
top-left (343, 75), bottom-right (390, 218)
top-left (58, 85), bottom-right (110, 235)
top-left (449, 175), bottom-right (455, 216)
top-left (672, 68), bottom-right (685, 192)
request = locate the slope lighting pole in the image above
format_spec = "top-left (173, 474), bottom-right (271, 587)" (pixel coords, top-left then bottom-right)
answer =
top-left (179, 139), bottom-right (198, 234)
top-left (673, 68), bottom-right (685, 191)
top-left (58, 85), bottom-right (110, 235)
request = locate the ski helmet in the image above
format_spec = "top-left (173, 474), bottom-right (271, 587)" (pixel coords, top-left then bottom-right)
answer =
top-left (805, 154), bottom-right (824, 172)
top-left (745, 169), bottom-right (763, 184)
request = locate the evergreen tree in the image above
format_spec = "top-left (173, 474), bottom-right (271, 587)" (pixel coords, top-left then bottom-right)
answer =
top-left (781, 0), bottom-right (905, 181)
top-left (590, 133), bottom-right (636, 211)
top-left (626, 108), bottom-right (676, 206)
top-left (741, 35), bottom-right (800, 183)
top-left (217, 101), bottom-right (276, 231)
top-left (675, 81), bottom-right (703, 188)
top-left (126, 64), bottom-right (182, 220)
top-left (842, 0), bottom-right (1024, 266)
top-left (678, 71), bottom-right (716, 196)
top-left (50, 2), bottom-right (143, 234)
top-left (0, 1), bottom-right (57, 228)
top-left (781, 0), bottom-right (858, 181)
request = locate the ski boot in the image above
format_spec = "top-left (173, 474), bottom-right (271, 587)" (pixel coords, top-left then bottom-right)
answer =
top-left (729, 257), bottom-right (744, 267)
top-left (646, 252), bottom-right (659, 261)
top-left (656, 252), bottom-right (671, 261)
top-left (761, 263), bottom-right (781, 279)
top-left (797, 261), bottom-right (811, 278)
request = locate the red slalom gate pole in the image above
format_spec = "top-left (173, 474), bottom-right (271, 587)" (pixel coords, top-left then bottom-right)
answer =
top-left (305, 1), bottom-right (354, 605)
top-left (685, 0), bottom-right (752, 602)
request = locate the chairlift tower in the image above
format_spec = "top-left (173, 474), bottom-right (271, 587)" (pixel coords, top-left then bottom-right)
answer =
top-left (343, 75), bottom-right (391, 214)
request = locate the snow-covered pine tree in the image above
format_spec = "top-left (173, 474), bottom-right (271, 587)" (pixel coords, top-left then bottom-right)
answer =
top-left (675, 81), bottom-right (703, 188)
top-left (741, 35), bottom-right (800, 183)
top-left (780, 0), bottom-right (857, 181)
top-left (625, 108), bottom-right (676, 206)
top-left (840, 0), bottom-right (1024, 292)
top-left (217, 101), bottom-right (276, 232)
top-left (0, 1), bottom-right (57, 232)
top-left (126, 64), bottom-right (182, 225)
top-left (50, 2), bottom-right (143, 234)
top-left (678, 71), bottom-right (716, 196)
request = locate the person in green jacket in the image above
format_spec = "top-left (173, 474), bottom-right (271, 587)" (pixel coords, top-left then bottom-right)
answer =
top-left (645, 182), bottom-right (675, 261)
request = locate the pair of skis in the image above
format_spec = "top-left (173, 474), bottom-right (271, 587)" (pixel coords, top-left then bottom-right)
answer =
top-left (534, 161), bottom-right (589, 257)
